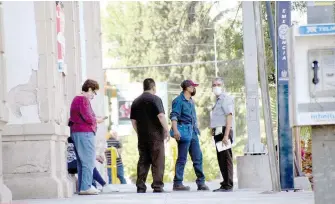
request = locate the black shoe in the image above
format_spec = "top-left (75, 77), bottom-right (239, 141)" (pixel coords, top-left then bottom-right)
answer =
top-left (197, 184), bottom-right (210, 191)
top-left (213, 186), bottom-right (233, 192)
top-left (173, 184), bottom-right (191, 191)
top-left (137, 189), bottom-right (146, 193)
top-left (153, 189), bottom-right (165, 193)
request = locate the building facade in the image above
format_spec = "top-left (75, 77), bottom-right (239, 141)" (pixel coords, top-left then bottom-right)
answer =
top-left (0, 1), bottom-right (106, 200)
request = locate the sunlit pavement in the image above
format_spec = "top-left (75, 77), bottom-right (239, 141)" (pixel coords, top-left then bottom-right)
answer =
top-left (16, 182), bottom-right (314, 204)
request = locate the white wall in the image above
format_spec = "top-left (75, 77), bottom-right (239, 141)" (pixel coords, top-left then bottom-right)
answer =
top-left (3, 1), bottom-right (40, 124)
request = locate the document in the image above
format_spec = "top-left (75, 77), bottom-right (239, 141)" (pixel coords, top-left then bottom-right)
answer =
top-left (216, 140), bottom-right (232, 152)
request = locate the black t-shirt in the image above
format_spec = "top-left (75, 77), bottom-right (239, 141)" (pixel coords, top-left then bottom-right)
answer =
top-left (130, 92), bottom-right (165, 142)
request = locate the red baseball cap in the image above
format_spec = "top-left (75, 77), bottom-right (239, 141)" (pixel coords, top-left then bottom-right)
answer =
top-left (181, 80), bottom-right (199, 89)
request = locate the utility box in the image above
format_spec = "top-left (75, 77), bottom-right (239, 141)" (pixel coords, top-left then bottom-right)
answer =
top-left (287, 23), bottom-right (335, 204)
top-left (287, 24), bottom-right (335, 127)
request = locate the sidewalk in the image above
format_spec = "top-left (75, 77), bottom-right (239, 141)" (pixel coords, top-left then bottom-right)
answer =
top-left (15, 182), bottom-right (314, 204)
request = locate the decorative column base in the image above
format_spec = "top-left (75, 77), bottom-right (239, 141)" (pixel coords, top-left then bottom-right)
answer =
top-left (0, 121), bottom-right (12, 203)
top-left (2, 123), bottom-right (72, 199)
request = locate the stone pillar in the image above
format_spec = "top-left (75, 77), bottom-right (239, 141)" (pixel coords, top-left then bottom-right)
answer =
top-left (0, 2), bottom-right (12, 203)
top-left (64, 1), bottom-right (82, 105)
top-left (83, 1), bottom-right (108, 181)
top-left (1, 1), bottom-right (72, 199)
top-left (63, 1), bottom-right (82, 193)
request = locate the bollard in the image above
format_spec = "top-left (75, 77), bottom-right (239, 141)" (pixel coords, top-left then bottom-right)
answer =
top-left (106, 147), bottom-right (118, 184)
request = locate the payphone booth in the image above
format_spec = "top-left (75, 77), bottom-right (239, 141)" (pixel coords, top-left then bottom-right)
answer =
top-left (287, 24), bottom-right (335, 204)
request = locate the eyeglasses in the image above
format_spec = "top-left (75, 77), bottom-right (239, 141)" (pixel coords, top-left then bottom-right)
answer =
top-left (212, 83), bottom-right (222, 87)
top-left (92, 90), bottom-right (97, 95)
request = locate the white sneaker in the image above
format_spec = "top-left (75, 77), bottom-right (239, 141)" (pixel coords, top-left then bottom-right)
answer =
top-left (101, 185), bottom-right (119, 193)
top-left (79, 186), bottom-right (99, 195)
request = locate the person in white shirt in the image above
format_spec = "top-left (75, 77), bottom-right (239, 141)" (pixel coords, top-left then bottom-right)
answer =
top-left (210, 77), bottom-right (234, 192)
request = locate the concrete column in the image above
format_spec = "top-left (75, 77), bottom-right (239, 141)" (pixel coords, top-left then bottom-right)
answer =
top-left (64, 1), bottom-right (82, 106)
top-left (237, 1), bottom-right (271, 190)
top-left (62, 1), bottom-right (82, 193)
top-left (83, 1), bottom-right (108, 181)
top-left (1, 1), bottom-right (72, 199)
top-left (312, 126), bottom-right (335, 204)
top-left (0, 2), bottom-right (12, 203)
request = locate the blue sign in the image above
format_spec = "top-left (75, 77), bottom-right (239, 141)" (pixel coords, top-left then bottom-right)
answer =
top-left (299, 24), bottom-right (335, 35)
top-left (276, 1), bottom-right (294, 190)
top-left (277, 2), bottom-right (291, 83)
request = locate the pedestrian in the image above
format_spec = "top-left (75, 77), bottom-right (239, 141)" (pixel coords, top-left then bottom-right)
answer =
top-left (69, 79), bottom-right (105, 195)
top-left (170, 80), bottom-right (209, 191)
top-left (210, 77), bottom-right (234, 192)
top-left (130, 78), bottom-right (169, 193)
top-left (67, 136), bottom-right (118, 193)
top-left (105, 131), bottom-right (127, 184)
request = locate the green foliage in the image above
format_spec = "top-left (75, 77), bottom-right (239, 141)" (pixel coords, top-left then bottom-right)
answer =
top-left (300, 126), bottom-right (312, 141)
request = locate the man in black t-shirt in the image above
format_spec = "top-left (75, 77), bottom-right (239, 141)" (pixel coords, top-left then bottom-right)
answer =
top-left (130, 78), bottom-right (169, 193)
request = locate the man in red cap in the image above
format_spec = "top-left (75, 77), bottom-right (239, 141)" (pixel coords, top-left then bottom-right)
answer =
top-left (169, 80), bottom-right (209, 191)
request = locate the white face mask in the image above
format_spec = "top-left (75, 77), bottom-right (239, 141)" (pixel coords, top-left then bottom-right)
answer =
top-left (212, 87), bottom-right (222, 96)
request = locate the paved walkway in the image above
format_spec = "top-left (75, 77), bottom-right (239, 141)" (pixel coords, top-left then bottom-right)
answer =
top-left (15, 182), bottom-right (314, 204)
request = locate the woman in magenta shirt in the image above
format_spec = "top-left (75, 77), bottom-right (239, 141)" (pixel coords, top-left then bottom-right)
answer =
top-left (69, 79), bottom-right (105, 195)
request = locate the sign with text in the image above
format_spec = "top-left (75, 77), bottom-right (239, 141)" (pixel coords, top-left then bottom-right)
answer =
top-left (276, 1), bottom-right (294, 191)
top-left (277, 1), bottom-right (291, 84)
top-left (299, 24), bottom-right (335, 35)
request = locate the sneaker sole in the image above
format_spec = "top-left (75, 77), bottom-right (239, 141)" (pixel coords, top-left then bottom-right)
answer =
top-left (78, 191), bottom-right (99, 195)
top-left (78, 192), bottom-right (99, 195)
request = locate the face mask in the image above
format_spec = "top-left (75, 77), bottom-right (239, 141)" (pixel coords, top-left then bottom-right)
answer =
top-left (213, 87), bottom-right (222, 96)
top-left (191, 88), bottom-right (196, 96)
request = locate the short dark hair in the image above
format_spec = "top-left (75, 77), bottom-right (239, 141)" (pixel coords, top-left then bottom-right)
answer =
top-left (82, 79), bottom-right (100, 92)
top-left (143, 78), bottom-right (156, 91)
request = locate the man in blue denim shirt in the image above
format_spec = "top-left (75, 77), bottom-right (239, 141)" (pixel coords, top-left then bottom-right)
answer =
top-left (170, 80), bottom-right (209, 191)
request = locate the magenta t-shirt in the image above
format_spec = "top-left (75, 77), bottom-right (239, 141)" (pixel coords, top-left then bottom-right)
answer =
top-left (69, 96), bottom-right (97, 133)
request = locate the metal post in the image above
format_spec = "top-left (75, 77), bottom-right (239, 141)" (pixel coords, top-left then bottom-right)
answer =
top-left (242, 1), bottom-right (262, 154)
top-left (253, 1), bottom-right (281, 192)
top-left (214, 26), bottom-right (218, 77)
top-left (106, 147), bottom-right (118, 184)
top-left (276, 1), bottom-right (294, 190)
top-left (265, 2), bottom-right (276, 66)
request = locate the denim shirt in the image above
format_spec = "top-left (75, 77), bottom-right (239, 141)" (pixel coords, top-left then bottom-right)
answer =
top-left (170, 92), bottom-right (200, 135)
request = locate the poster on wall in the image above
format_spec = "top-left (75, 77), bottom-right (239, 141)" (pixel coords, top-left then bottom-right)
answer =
top-left (56, 1), bottom-right (66, 73)
top-left (118, 101), bottom-right (132, 121)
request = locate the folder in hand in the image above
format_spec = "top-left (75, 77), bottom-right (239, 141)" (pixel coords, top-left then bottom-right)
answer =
top-left (216, 140), bottom-right (232, 152)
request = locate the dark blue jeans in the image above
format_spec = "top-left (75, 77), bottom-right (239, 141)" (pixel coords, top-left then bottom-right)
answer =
top-left (92, 167), bottom-right (107, 188)
top-left (107, 165), bottom-right (127, 184)
top-left (173, 131), bottom-right (205, 185)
